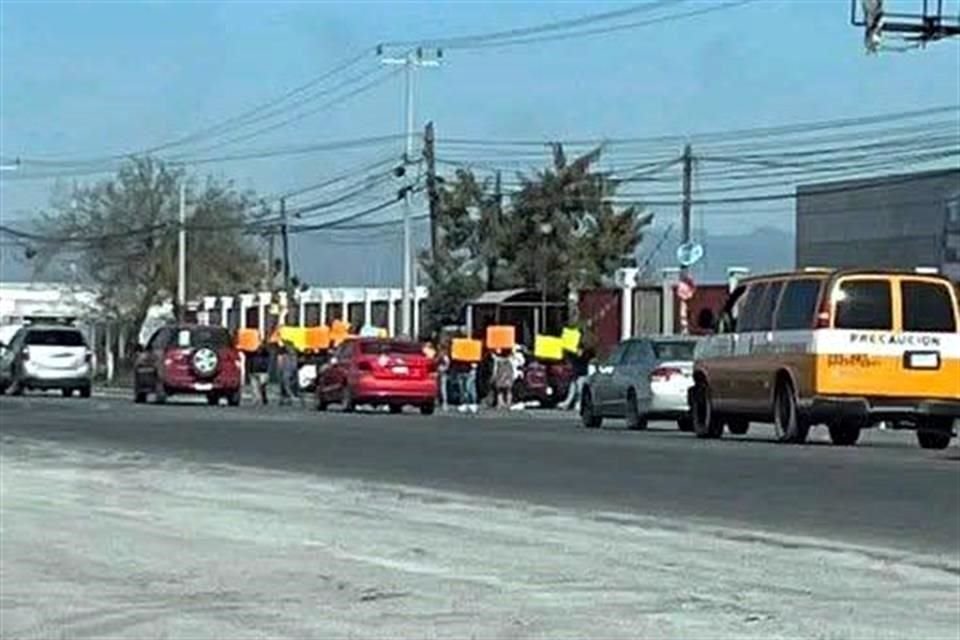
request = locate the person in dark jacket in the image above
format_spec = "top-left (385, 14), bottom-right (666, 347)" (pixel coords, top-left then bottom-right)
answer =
top-left (247, 344), bottom-right (271, 406)
top-left (559, 347), bottom-right (592, 411)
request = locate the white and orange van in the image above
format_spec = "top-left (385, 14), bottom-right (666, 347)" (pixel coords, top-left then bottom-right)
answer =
top-left (689, 268), bottom-right (959, 448)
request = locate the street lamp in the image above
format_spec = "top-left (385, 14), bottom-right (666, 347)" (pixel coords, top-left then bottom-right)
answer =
top-left (538, 222), bottom-right (554, 335)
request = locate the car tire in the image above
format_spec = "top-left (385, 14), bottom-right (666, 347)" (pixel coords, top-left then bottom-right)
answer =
top-left (315, 391), bottom-right (328, 412)
top-left (420, 403), bottom-right (435, 416)
top-left (389, 404), bottom-right (403, 415)
top-left (828, 422), bottom-right (861, 446)
top-left (207, 394), bottom-right (220, 406)
top-left (342, 387), bottom-right (356, 413)
top-left (917, 418), bottom-right (953, 450)
top-left (227, 390), bottom-right (242, 407)
top-left (154, 383), bottom-right (167, 405)
top-left (580, 388), bottom-right (602, 429)
top-left (62, 388), bottom-right (74, 398)
top-left (79, 385), bottom-right (91, 399)
top-left (773, 378), bottom-right (809, 444)
top-left (677, 417), bottom-right (694, 432)
top-left (625, 390), bottom-right (647, 431)
top-left (0, 381), bottom-right (8, 396)
top-left (726, 419), bottom-right (750, 436)
top-left (691, 382), bottom-right (723, 439)
top-left (134, 389), bottom-right (147, 404)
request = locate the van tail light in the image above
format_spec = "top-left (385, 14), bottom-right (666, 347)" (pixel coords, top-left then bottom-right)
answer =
top-left (650, 367), bottom-right (682, 382)
top-left (815, 296), bottom-right (832, 329)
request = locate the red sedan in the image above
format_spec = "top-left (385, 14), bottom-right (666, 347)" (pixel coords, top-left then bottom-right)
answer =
top-left (315, 338), bottom-right (438, 415)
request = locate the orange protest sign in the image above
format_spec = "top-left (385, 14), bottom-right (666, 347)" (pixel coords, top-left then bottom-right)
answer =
top-left (485, 325), bottom-right (516, 350)
top-left (235, 328), bottom-right (261, 352)
top-left (330, 320), bottom-right (351, 346)
top-left (451, 338), bottom-right (483, 363)
top-left (305, 326), bottom-right (330, 351)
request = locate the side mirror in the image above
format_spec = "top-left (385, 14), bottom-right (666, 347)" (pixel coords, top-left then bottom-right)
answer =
top-left (697, 308), bottom-right (717, 332)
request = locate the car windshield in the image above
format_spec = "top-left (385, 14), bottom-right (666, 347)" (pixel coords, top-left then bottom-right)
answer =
top-left (25, 329), bottom-right (85, 347)
top-left (359, 341), bottom-right (424, 356)
top-left (652, 341), bottom-right (695, 361)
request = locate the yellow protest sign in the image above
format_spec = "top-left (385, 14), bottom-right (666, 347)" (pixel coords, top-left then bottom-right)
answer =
top-left (534, 335), bottom-right (564, 361)
top-left (561, 327), bottom-right (582, 353)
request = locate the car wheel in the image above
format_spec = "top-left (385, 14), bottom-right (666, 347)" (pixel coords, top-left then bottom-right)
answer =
top-left (691, 382), bottom-right (723, 439)
top-left (677, 417), bottom-right (694, 432)
top-left (134, 389), bottom-right (147, 404)
top-left (0, 381), bottom-right (8, 396)
top-left (773, 378), bottom-right (809, 444)
top-left (726, 419), bottom-right (750, 436)
top-left (226, 390), bottom-right (242, 407)
top-left (580, 389), bottom-right (602, 429)
top-left (79, 385), bottom-right (91, 399)
top-left (625, 389), bottom-right (647, 431)
top-left (420, 403), bottom-right (435, 416)
top-left (917, 417), bottom-right (953, 450)
top-left (828, 421), bottom-right (861, 446)
top-left (61, 388), bottom-right (74, 398)
top-left (154, 383), bottom-right (167, 405)
top-left (389, 404), bottom-right (403, 415)
top-left (315, 390), bottom-right (328, 412)
top-left (342, 387), bottom-right (356, 413)
top-left (207, 393), bottom-right (220, 406)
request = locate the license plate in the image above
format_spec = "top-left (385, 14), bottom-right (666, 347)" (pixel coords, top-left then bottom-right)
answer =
top-left (905, 351), bottom-right (940, 370)
top-left (195, 383), bottom-right (213, 391)
top-left (392, 366), bottom-right (410, 375)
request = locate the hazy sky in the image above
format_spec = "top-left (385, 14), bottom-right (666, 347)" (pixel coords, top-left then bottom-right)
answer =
top-left (1, 0), bottom-right (958, 285)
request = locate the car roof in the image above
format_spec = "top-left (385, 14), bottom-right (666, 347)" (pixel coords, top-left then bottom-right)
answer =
top-left (23, 324), bottom-right (82, 332)
top-left (740, 268), bottom-right (954, 286)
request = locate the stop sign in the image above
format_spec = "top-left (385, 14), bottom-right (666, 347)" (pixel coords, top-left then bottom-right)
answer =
top-left (677, 276), bottom-right (696, 302)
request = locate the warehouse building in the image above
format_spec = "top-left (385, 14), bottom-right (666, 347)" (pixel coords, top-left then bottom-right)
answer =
top-left (795, 168), bottom-right (960, 280)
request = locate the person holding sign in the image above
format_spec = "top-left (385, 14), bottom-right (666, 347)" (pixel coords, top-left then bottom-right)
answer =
top-left (560, 346), bottom-right (593, 412)
top-left (491, 349), bottom-right (515, 410)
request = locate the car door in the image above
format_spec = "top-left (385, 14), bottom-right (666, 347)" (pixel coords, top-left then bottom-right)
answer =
top-left (744, 280), bottom-right (785, 412)
top-left (609, 340), bottom-right (654, 417)
top-left (591, 342), bottom-right (627, 412)
top-left (136, 328), bottom-right (167, 389)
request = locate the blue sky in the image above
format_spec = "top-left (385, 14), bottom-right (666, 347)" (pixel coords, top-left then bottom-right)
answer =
top-left (1, 0), bottom-right (959, 285)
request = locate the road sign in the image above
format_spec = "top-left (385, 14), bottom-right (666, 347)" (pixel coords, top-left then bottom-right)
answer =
top-left (676, 276), bottom-right (696, 302)
top-left (676, 242), bottom-right (704, 267)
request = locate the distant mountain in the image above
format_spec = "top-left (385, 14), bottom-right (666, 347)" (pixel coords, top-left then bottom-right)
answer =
top-left (635, 225), bottom-right (795, 284)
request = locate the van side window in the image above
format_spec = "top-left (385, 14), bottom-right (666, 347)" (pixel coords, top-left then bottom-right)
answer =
top-left (834, 280), bottom-right (892, 330)
top-left (901, 281), bottom-right (956, 332)
top-left (776, 279), bottom-right (822, 330)
top-left (737, 283), bottom-right (769, 332)
top-left (753, 281), bottom-right (784, 331)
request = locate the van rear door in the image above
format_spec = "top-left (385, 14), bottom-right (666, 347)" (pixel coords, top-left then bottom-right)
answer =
top-left (817, 276), bottom-right (960, 400)
top-left (897, 278), bottom-right (960, 400)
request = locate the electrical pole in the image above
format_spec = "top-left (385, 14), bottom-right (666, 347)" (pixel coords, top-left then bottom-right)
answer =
top-left (679, 144), bottom-right (693, 335)
top-left (489, 170), bottom-right (502, 291)
top-left (424, 121), bottom-right (439, 260)
top-left (177, 181), bottom-right (186, 321)
top-left (380, 47), bottom-right (441, 338)
top-left (280, 197), bottom-right (291, 293)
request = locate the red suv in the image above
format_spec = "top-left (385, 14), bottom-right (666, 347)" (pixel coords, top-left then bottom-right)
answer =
top-left (315, 339), bottom-right (437, 414)
top-left (134, 325), bottom-right (242, 405)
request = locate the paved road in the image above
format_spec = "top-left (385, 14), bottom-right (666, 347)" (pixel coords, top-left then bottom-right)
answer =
top-left (1, 395), bottom-right (957, 555)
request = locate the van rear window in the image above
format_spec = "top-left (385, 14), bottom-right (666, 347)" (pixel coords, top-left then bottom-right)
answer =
top-left (901, 281), bottom-right (956, 332)
top-left (834, 280), bottom-right (892, 331)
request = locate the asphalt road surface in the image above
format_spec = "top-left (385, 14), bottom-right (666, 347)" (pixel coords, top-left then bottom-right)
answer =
top-left (1, 394), bottom-right (958, 555)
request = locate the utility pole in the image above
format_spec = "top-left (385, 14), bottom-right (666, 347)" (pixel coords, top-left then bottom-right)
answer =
top-left (380, 46), bottom-right (441, 338)
top-left (265, 230), bottom-right (275, 291)
top-left (424, 121), bottom-right (439, 260)
top-left (177, 181), bottom-right (186, 321)
top-left (679, 144), bottom-right (693, 335)
top-left (280, 197), bottom-right (291, 293)
top-left (489, 170), bottom-right (502, 291)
